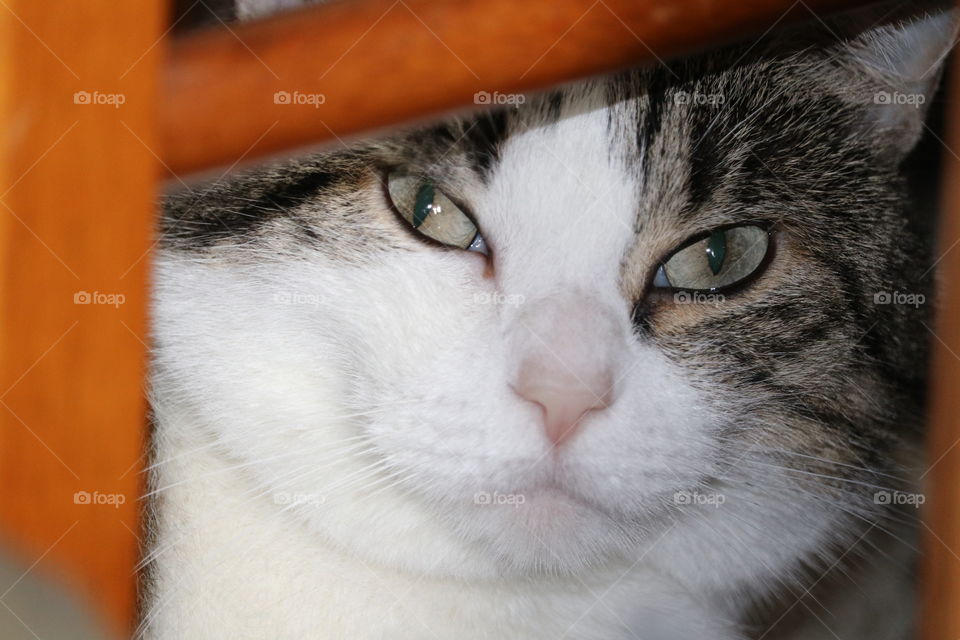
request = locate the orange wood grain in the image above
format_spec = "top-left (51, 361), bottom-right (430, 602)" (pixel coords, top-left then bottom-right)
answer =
top-left (161, 0), bottom-right (882, 177)
top-left (0, 1), bottom-right (164, 636)
top-left (920, 39), bottom-right (960, 640)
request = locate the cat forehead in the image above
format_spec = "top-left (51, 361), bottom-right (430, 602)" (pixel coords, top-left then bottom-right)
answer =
top-left (481, 86), bottom-right (638, 224)
top-left (413, 61), bottom-right (835, 217)
top-left (440, 60), bottom-right (873, 230)
top-left (475, 94), bottom-right (642, 290)
top-left (427, 67), bottom-right (776, 241)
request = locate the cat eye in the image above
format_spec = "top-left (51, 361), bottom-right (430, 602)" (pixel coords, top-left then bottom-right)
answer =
top-left (386, 172), bottom-right (488, 254)
top-left (652, 224), bottom-right (770, 292)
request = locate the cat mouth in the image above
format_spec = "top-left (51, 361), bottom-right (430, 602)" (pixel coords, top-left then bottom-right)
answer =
top-left (468, 477), bottom-right (695, 529)
top-left (473, 482), bottom-right (618, 521)
top-left (468, 481), bottom-right (591, 511)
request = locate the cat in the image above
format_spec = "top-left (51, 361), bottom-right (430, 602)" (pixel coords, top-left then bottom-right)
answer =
top-left (141, 2), bottom-right (956, 638)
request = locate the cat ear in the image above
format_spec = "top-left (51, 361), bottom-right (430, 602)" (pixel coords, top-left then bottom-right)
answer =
top-left (836, 5), bottom-right (958, 154)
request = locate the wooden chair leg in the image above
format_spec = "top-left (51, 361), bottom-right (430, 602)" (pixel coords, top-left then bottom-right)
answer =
top-left (0, 1), bottom-right (165, 635)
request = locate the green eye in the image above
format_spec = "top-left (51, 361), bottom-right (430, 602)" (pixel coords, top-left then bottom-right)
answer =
top-left (653, 225), bottom-right (770, 291)
top-left (386, 173), bottom-right (487, 253)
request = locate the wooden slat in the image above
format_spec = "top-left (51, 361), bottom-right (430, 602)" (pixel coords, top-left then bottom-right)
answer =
top-left (161, 0), bottom-right (881, 176)
top-left (0, 1), bottom-right (164, 636)
top-left (920, 41), bottom-right (960, 640)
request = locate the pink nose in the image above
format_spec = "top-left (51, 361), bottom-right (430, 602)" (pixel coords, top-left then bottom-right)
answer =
top-left (514, 361), bottom-right (613, 446)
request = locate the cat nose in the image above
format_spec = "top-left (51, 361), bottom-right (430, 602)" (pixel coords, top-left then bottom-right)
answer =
top-left (509, 292), bottom-right (621, 445)
top-left (514, 360), bottom-right (613, 446)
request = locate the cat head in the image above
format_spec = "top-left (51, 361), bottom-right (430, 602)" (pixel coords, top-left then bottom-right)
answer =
top-left (152, 3), bottom-right (954, 590)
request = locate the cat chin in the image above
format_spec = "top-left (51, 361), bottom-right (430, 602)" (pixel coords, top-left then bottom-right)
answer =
top-left (282, 475), bottom-right (661, 581)
top-left (448, 486), bottom-right (655, 575)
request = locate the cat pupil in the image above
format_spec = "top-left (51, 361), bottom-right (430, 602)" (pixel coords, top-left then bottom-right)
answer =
top-left (706, 230), bottom-right (726, 275)
top-left (412, 182), bottom-right (436, 229)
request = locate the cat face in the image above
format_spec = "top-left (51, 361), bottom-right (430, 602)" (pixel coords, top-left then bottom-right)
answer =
top-left (152, 8), bottom-right (951, 589)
